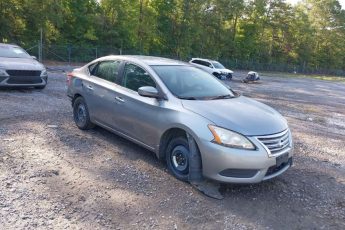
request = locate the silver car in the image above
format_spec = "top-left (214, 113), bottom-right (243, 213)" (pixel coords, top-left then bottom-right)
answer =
top-left (67, 55), bottom-right (293, 183)
top-left (0, 43), bottom-right (48, 89)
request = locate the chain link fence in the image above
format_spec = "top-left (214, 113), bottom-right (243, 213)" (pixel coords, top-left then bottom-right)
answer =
top-left (23, 43), bottom-right (345, 76)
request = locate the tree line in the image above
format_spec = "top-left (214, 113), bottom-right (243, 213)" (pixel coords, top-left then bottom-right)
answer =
top-left (1, 0), bottom-right (344, 73)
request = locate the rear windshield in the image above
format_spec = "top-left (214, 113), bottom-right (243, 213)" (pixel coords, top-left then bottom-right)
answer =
top-left (152, 65), bottom-right (234, 100)
top-left (0, 45), bottom-right (31, 58)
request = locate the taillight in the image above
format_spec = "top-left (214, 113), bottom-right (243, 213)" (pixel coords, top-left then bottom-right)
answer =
top-left (66, 72), bottom-right (73, 86)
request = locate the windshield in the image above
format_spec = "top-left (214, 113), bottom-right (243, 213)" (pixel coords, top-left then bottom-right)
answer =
top-left (0, 45), bottom-right (31, 58)
top-left (152, 65), bottom-right (234, 100)
top-left (211, 61), bottom-right (225, 69)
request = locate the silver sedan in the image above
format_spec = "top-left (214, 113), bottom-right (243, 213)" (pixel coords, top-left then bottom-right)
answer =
top-left (67, 55), bottom-right (293, 183)
top-left (0, 43), bottom-right (48, 89)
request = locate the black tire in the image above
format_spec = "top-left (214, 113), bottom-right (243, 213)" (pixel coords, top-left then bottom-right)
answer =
top-left (35, 85), bottom-right (46, 89)
top-left (212, 72), bottom-right (221, 79)
top-left (73, 97), bottom-right (95, 130)
top-left (227, 73), bottom-right (232, 80)
top-left (166, 137), bottom-right (190, 181)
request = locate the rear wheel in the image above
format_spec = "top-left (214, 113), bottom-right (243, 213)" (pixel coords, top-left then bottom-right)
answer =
top-left (73, 97), bottom-right (95, 130)
top-left (166, 137), bottom-right (190, 181)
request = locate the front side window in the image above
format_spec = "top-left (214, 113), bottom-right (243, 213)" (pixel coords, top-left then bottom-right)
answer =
top-left (93, 61), bottom-right (120, 82)
top-left (152, 65), bottom-right (234, 100)
top-left (122, 63), bottom-right (156, 91)
top-left (212, 61), bottom-right (225, 69)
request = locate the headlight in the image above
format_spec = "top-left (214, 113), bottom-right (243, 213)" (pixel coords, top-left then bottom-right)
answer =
top-left (0, 69), bottom-right (9, 77)
top-left (40, 69), bottom-right (48, 76)
top-left (208, 125), bottom-right (255, 150)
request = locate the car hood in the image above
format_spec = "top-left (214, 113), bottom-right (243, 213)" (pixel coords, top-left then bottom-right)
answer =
top-left (0, 57), bottom-right (45, 70)
top-left (217, 68), bottom-right (233, 74)
top-left (182, 96), bottom-right (288, 136)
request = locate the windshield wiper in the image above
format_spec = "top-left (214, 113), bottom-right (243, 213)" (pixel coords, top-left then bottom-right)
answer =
top-left (209, 94), bottom-right (234, 100)
top-left (178, 96), bottom-right (198, 100)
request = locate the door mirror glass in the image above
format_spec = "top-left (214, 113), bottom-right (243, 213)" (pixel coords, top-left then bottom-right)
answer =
top-left (138, 86), bottom-right (160, 98)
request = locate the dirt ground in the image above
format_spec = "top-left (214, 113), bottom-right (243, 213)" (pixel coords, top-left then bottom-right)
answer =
top-left (0, 70), bottom-right (344, 230)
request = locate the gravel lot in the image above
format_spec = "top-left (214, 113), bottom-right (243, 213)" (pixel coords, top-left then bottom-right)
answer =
top-left (0, 70), bottom-right (344, 229)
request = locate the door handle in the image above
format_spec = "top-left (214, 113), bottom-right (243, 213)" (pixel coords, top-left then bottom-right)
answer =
top-left (115, 96), bottom-right (124, 103)
top-left (86, 85), bottom-right (94, 90)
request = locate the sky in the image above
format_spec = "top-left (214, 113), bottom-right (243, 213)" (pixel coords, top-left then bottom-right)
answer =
top-left (287, 0), bottom-right (345, 8)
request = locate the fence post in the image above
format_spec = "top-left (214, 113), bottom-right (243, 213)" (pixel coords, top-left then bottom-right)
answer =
top-left (39, 28), bottom-right (43, 62)
top-left (38, 41), bottom-right (41, 62)
top-left (67, 45), bottom-right (72, 64)
top-left (95, 47), bottom-right (98, 59)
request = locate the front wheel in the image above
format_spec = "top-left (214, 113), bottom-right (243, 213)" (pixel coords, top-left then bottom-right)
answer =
top-left (73, 97), bottom-right (95, 130)
top-left (166, 137), bottom-right (190, 181)
top-left (227, 73), bottom-right (232, 80)
top-left (212, 72), bottom-right (221, 79)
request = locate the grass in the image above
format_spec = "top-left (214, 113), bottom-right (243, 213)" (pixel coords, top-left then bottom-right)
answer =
top-left (260, 71), bottom-right (345, 82)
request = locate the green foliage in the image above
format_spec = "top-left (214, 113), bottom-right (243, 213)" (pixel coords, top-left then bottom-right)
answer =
top-left (0, 0), bottom-right (344, 72)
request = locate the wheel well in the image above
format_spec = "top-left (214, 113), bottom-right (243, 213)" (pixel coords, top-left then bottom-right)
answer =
top-left (72, 93), bottom-right (82, 106)
top-left (158, 128), bottom-right (187, 160)
top-left (212, 72), bottom-right (220, 77)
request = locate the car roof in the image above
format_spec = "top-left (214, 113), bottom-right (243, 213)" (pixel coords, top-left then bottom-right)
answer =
top-left (102, 55), bottom-right (187, 66)
top-left (0, 43), bottom-right (19, 48)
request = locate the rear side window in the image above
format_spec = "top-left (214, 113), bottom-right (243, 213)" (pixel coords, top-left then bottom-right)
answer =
top-left (202, 61), bottom-right (212, 68)
top-left (93, 61), bottom-right (121, 82)
top-left (193, 60), bottom-right (211, 68)
top-left (122, 63), bottom-right (156, 92)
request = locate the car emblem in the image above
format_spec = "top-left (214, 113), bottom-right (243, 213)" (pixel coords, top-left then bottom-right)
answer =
top-left (279, 139), bottom-right (284, 147)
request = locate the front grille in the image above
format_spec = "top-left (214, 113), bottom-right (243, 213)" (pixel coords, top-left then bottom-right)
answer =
top-left (265, 158), bottom-right (292, 176)
top-left (257, 129), bottom-right (290, 155)
top-left (0, 76), bottom-right (7, 82)
top-left (219, 169), bottom-right (259, 178)
top-left (7, 76), bottom-right (42, 84)
top-left (6, 70), bottom-right (41, 77)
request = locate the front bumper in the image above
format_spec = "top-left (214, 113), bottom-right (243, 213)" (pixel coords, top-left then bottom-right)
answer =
top-left (0, 75), bottom-right (47, 88)
top-left (198, 135), bottom-right (293, 183)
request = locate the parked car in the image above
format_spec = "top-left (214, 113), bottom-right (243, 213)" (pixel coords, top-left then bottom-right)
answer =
top-left (189, 58), bottom-right (233, 80)
top-left (0, 43), bottom-right (48, 89)
top-left (67, 55), bottom-right (293, 183)
top-left (243, 71), bottom-right (260, 83)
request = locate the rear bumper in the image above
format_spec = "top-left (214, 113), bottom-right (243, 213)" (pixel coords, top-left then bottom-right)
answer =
top-left (0, 75), bottom-right (47, 87)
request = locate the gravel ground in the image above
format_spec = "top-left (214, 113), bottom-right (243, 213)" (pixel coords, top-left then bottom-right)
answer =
top-left (0, 70), bottom-right (344, 229)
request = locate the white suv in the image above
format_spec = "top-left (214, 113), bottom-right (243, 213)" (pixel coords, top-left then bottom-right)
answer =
top-left (189, 58), bottom-right (233, 79)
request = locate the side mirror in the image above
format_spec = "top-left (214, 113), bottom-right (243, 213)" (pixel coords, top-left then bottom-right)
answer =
top-left (31, 56), bottom-right (37, 60)
top-left (138, 86), bottom-right (160, 98)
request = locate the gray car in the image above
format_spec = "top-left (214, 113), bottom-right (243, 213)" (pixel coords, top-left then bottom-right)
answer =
top-left (0, 43), bottom-right (48, 89)
top-left (67, 55), bottom-right (293, 183)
